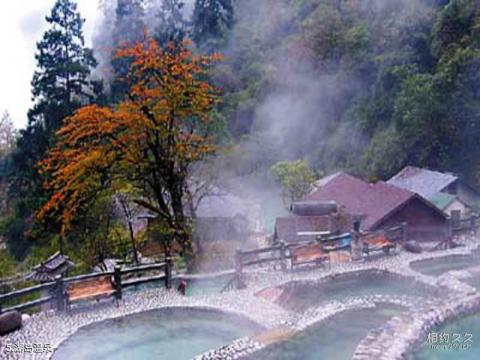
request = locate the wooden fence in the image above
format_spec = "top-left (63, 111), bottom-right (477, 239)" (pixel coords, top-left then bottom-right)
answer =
top-left (224, 242), bottom-right (288, 290)
top-left (0, 259), bottom-right (172, 314)
top-left (0, 281), bottom-right (57, 314)
top-left (231, 216), bottom-right (477, 290)
top-left (230, 223), bottom-right (408, 290)
top-left (231, 238), bottom-right (337, 290)
top-left (451, 215), bottom-right (480, 235)
top-left (381, 223), bottom-right (408, 243)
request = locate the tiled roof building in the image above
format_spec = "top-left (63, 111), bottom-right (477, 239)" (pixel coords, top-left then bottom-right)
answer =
top-left (303, 173), bottom-right (447, 241)
top-left (28, 252), bottom-right (74, 282)
top-left (388, 166), bottom-right (480, 215)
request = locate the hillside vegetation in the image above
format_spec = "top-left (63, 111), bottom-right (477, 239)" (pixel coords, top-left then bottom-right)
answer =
top-left (1, 0), bottom-right (480, 272)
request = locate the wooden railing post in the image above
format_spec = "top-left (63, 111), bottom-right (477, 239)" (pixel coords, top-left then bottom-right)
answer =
top-left (55, 276), bottom-right (65, 312)
top-left (279, 241), bottom-right (287, 271)
top-left (351, 223), bottom-right (362, 260)
top-left (235, 248), bottom-right (245, 289)
top-left (114, 266), bottom-right (122, 300)
top-left (235, 249), bottom-right (243, 274)
top-left (447, 218), bottom-right (453, 248)
top-left (449, 210), bottom-right (460, 243)
top-left (362, 243), bottom-right (369, 260)
top-left (165, 257), bottom-right (173, 289)
top-left (401, 222), bottom-right (408, 243)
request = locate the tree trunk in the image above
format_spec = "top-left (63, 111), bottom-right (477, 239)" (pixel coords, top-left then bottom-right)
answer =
top-left (170, 181), bottom-right (196, 270)
top-left (127, 221), bottom-right (139, 264)
top-left (186, 188), bottom-right (203, 255)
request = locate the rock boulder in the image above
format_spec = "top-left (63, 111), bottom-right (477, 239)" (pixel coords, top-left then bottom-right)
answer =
top-left (403, 240), bottom-right (422, 253)
top-left (0, 310), bottom-right (22, 335)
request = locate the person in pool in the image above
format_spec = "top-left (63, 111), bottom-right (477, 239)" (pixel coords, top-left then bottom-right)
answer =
top-left (177, 279), bottom-right (187, 296)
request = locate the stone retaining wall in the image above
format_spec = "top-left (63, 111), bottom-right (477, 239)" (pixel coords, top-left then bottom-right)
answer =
top-left (352, 293), bottom-right (480, 360)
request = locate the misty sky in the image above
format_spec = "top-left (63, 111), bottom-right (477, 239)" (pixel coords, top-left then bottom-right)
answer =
top-left (0, 1), bottom-right (101, 129)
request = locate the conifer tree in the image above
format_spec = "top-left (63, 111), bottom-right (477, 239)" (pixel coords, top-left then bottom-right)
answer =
top-left (7, 0), bottom-right (100, 258)
top-left (192, 0), bottom-right (234, 51)
top-left (110, 0), bottom-right (146, 102)
top-left (154, 0), bottom-right (188, 48)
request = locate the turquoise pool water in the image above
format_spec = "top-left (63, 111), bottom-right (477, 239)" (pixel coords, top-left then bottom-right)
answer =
top-left (178, 276), bottom-right (232, 296)
top-left (276, 271), bottom-right (437, 312)
top-left (410, 255), bottom-right (479, 277)
top-left (52, 308), bottom-right (261, 360)
top-left (408, 312), bottom-right (480, 360)
top-left (246, 304), bottom-right (405, 360)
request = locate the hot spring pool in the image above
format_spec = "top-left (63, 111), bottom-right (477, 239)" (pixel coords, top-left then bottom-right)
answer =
top-left (52, 308), bottom-right (261, 360)
top-left (408, 311), bottom-right (480, 360)
top-left (245, 304), bottom-right (405, 360)
top-left (410, 255), bottom-right (480, 277)
top-left (276, 271), bottom-right (436, 312)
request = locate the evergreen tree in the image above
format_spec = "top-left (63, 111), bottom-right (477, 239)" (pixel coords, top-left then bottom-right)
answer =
top-left (0, 112), bottom-right (16, 160)
top-left (110, 0), bottom-right (146, 102)
top-left (30, 0), bottom-right (99, 134)
top-left (358, 0), bottom-right (480, 181)
top-left (0, 111), bottom-right (16, 217)
top-left (154, 0), bottom-right (188, 48)
top-left (7, 0), bottom-right (100, 258)
top-left (114, 0), bottom-right (146, 44)
top-left (192, 0), bottom-right (234, 51)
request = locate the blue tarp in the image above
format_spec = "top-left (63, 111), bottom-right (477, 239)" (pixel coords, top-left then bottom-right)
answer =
top-left (321, 233), bottom-right (352, 251)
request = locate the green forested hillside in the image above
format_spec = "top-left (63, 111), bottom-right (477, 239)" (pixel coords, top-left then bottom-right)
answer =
top-left (218, 0), bottom-right (480, 184)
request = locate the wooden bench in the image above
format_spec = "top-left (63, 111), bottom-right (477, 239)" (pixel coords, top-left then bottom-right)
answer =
top-left (290, 243), bottom-right (329, 268)
top-left (66, 276), bottom-right (117, 310)
top-left (362, 234), bottom-right (395, 258)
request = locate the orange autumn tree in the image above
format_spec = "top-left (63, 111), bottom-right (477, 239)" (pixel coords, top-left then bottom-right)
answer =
top-left (37, 37), bottom-right (222, 264)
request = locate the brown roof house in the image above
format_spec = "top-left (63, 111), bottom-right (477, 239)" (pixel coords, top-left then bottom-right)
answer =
top-left (273, 201), bottom-right (353, 244)
top-left (305, 172), bottom-right (448, 242)
top-left (388, 166), bottom-right (480, 216)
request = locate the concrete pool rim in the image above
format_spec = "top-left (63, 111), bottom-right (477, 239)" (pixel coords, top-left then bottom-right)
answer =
top-left (352, 292), bottom-right (480, 360)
